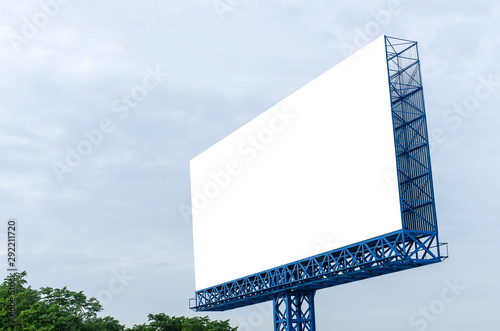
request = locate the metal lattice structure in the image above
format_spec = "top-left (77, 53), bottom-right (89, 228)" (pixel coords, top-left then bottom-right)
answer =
top-left (386, 36), bottom-right (438, 233)
top-left (273, 291), bottom-right (316, 331)
top-left (189, 36), bottom-right (447, 330)
top-left (189, 230), bottom-right (445, 312)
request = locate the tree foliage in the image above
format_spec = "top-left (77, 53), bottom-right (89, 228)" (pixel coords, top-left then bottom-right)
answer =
top-left (0, 272), bottom-right (236, 331)
top-left (130, 313), bottom-right (237, 330)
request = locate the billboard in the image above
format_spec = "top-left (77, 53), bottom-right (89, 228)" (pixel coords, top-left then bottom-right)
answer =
top-left (190, 35), bottom-right (402, 291)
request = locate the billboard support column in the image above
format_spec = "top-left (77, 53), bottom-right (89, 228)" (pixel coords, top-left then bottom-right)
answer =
top-left (273, 290), bottom-right (316, 331)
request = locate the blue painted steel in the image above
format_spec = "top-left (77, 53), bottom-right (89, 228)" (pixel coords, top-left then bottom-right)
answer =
top-left (273, 290), bottom-right (316, 331)
top-left (385, 36), bottom-right (438, 233)
top-left (190, 36), bottom-right (447, 330)
top-left (189, 230), bottom-right (446, 311)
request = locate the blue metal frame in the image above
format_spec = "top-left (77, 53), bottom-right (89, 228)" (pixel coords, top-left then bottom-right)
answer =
top-left (274, 290), bottom-right (316, 331)
top-left (190, 36), bottom-right (447, 330)
top-left (385, 36), bottom-right (438, 234)
top-left (189, 230), bottom-right (446, 312)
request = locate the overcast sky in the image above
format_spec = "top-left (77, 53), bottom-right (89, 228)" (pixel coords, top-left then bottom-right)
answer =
top-left (1, 0), bottom-right (499, 330)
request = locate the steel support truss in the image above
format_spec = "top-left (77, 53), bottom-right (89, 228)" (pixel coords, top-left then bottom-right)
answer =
top-left (385, 36), bottom-right (438, 233)
top-left (190, 36), bottom-right (447, 331)
top-left (189, 230), bottom-right (447, 312)
top-left (273, 290), bottom-right (316, 331)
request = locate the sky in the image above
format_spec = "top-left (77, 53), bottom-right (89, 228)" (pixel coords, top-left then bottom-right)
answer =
top-left (0, 0), bottom-right (499, 330)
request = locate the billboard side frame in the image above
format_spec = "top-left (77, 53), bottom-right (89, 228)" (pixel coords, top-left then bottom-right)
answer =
top-left (385, 36), bottom-right (438, 234)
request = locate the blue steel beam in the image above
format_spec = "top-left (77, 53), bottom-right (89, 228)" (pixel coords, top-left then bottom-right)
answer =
top-left (190, 230), bottom-right (447, 311)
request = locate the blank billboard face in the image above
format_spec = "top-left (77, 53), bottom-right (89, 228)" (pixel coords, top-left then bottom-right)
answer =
top-left (190, 35), bottom-right (402, 291)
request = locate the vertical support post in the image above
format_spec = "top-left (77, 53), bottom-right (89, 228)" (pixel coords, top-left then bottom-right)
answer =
top-left (273, 290), bottom-right (316, 331)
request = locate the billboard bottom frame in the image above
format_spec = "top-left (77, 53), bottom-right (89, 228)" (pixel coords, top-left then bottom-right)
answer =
top-left (190, 230), bottom-right (447, 312)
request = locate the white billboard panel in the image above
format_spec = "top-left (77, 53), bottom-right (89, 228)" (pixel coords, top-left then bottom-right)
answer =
top-left (190, 35), bottom-right (402, 290)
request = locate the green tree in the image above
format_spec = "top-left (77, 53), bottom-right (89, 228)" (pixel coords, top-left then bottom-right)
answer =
top-left (1, 272), bottom-right (236, 331)
top-left (149, 313), bottom-right (184, 330)
top-left (0, 272), bottom-right (125, 331)
top-left (0, 271), bottom-right (34, 330)
top-left (205, 319), bottom-right (236, 331)
top-left (127, 313), bottom-right (237, 331)
top-left (84, 316), bottom-right (125, 331)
